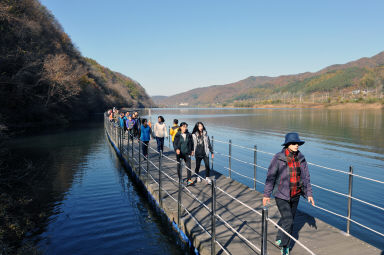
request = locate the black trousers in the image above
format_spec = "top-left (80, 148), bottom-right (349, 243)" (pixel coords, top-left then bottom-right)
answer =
top-left (156, 137), bottom-right (164, 152)
top-left (195, 155), bottom-right (210, 178)
top-left (142, 141), bottom-right (149, 158)
top-left (177, 154), bottom-right (192, 180)
top-left (275, 195), bottom-right (300, 247)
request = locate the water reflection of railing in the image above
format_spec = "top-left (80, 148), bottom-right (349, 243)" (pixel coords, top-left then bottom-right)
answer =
top-left (210, 138), bottom-right (384, 238)
top-left (104, 115), bottom-right (319, 255)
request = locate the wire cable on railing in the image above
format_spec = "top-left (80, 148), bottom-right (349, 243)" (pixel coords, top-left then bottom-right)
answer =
top-left (215, 212), bottom-right (261, 253)
top-left (216, 186), bottom-right (262, 217)
top-left (312, 184), bottom-right (384, 212)
top-left (313, 204), bottom-right (384, 238)
top-left (223, 167), bottom-right (265, 186)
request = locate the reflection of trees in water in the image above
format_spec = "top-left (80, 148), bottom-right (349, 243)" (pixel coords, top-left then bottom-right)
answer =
top-left (0, 124), bottom-right (104, 254)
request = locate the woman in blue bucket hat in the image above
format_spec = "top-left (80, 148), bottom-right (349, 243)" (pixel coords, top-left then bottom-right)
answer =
top-left (263, 132), bottom-right (315, 255)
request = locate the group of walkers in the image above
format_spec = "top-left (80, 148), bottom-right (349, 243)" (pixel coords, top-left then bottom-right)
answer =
top-left (107, 109), bottom-right (315, 255)
top-left (108, 108), bottom-right (142, 138)
top-left (141, 117), bottom-right (214, 186)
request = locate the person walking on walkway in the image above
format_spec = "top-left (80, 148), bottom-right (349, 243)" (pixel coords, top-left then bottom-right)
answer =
top-left (132, 112), bottom-right (139, 138)
top-left (126, 115), bottom-right (135, 138)
top-left (123, 112), bottom-right (129, 133)
top-left (170, 119), bottom-right (179, 149)
top-left (263, 132), bottom-right (315, 255)
top-left (173, 122), bottom-right (194, 186)
top-left (192, 122), bottom-right (214, 184)
top-left (153, 116), bottom-right (168, 153)
top-left (139, 118), bottom-right (151, 159)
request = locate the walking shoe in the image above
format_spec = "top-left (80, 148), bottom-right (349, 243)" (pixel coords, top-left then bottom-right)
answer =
top-left (196, 177), bottom-right (202, 183)
top-left (205, 177), bottom-right (212, 185)
top-left (186, 179), bottom-right (194, 186)
top-left (280, 247), bottom-right (289, 255)
top-left (275, 240), bottom-right (281, 246)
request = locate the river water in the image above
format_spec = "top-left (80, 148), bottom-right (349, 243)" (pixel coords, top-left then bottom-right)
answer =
top-left (8, 108), bottom-right (384, 253)
top-left (147, 108), bottom-right (384, 250)
top-left (8, 122), bottom-right (183, 255)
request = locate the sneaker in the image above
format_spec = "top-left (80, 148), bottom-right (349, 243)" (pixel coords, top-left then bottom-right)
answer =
top-left (280, 247), bottom-right (289, 255)
top-left (186, 179), bottom-right (194, 186)
top-left (275, 240), bottom-right (281, 247)
top-left (196, 177), bottom-right (202, 183)
top-left (205, 177), bottom-right (212, 185)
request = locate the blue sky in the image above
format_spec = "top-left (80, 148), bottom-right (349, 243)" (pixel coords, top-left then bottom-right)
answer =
top-left (40, 0), bottom-right (384, 96)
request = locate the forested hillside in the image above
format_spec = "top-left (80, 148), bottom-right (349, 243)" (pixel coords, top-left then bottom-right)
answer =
top-left (0, 0), bottom-right (153, 132)
top-left (156, 52), bottom-right (384, 107)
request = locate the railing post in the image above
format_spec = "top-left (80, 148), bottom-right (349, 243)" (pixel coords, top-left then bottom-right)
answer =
top-left (261, 207), bottom-right (268, 255)
top-left (119, 127), bottom-right (121, 149)
top-left (211, 178), bottom-right (216, 255)
top-left (211, 136), bottom-right (214, 170)
top-left (138, 140), bottom-right (141, 176)
top-left (147, 144), bottom-right (150, 183)
top-left (177, 161), bottom-right (182, 225)
top-left (347, 165), bottom-right (353, 235)
top-left (159, 151), bottom-right (163, 208)
top-left (127, 132), bottom-right (130, 159)
top-left (254, 145), bottom-right (257, 190)
top-left (228, 139), bottom-right (232, 178)
top-left (131, 134), bottom-right (134, 170)
top-left (118, 127), bottom-right (120, 148)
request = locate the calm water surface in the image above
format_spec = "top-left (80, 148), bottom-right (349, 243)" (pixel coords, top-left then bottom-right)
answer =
top-left (148, 108), bottom-right (384, 250)
top-left (9, 108), bottom-right (384, 253)
top-left (10, 122), bottom-right (183, 255)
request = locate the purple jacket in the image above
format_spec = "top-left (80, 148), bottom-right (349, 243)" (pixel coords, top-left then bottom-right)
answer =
top-left (263, 149), bottom-right (313, 201)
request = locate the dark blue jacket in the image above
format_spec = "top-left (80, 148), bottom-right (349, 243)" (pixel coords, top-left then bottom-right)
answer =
top-left (263, 149), bottom-right (313, 201)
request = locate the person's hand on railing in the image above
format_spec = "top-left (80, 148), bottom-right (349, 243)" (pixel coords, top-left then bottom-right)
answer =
top-left (262, 197), bottom-right (270, 207)
top-left (308, 196), bottom-right (315, 206)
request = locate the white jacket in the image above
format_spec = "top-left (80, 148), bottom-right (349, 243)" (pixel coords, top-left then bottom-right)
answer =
top-left (153, 122), bottom-right (168, 138)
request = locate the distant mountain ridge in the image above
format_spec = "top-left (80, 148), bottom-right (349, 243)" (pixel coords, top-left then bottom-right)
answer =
top-left (155, 51), bottom-right (384, 106)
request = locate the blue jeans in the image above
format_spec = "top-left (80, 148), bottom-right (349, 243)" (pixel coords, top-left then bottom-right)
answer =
top-left (156, 137), bottom-right (164, 152)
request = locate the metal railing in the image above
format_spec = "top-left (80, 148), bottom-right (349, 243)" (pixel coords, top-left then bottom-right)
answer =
top-left (210, 137), bottom-right (384, 239)
top-left (104, 115), bottom-right (321, 255)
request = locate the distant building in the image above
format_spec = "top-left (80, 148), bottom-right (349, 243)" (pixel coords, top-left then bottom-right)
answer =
top-left (179, 102), bottom-right (189, 106)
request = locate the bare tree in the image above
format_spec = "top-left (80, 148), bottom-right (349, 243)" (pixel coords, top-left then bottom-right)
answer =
top-left (41, 54), bottom-right (84, 106)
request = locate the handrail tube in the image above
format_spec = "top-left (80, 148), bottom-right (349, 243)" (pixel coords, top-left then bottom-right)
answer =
top-left (261, 207), bottom-right (268, 255)
top-left (347, 166), bottom-right (353, 235)
top-left (211, 178), bottom-right (216, 255)
top-left (211, 136), bottom-right (214, 171)
top-left (159, 151), bottom-right (163, 208)
top-left (138, 140), bottom-right (141, 176)
top-left (177, 160), bottom-right (182, 226)
top-left (254, 145), bottom-right (257, 190)
top-left (228, 139), bottom-right (232, 179)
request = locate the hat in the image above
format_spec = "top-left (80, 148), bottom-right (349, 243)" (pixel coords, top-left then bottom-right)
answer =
top-left (282, 132), bottom-right (305, 146)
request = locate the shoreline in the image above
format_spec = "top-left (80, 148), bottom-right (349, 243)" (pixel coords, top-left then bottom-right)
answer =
top-left (247, 102), bottom-right (384, 110)
top-left (156, 102), bottom-right (384, 110)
